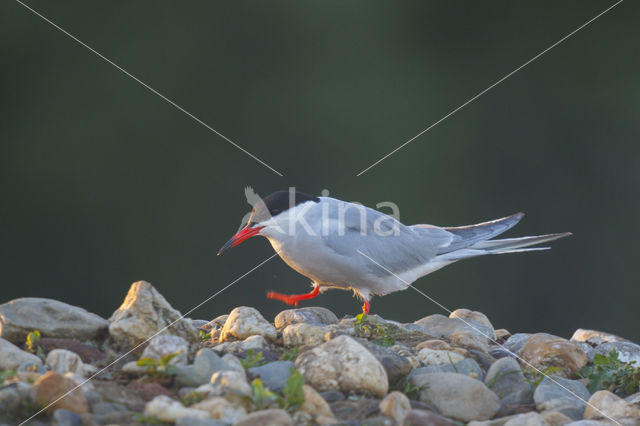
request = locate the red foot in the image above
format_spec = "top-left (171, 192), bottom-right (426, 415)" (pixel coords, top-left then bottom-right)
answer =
top-left (267, 286), bottom-right (320, 307)
top-left (362, 300), bottom-right (371, 315)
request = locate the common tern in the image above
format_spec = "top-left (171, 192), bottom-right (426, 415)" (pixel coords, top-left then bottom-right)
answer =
top-left (218, 190), bottom-right (570, 314)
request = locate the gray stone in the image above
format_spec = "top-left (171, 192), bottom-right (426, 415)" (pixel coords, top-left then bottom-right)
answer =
top-left (175, 348), bottom-right (231, 387)
top-left (484, 358), bottom-right (533, 415)
top-left (0, 337), bottom-right (42, 370)
top-left (140, 334), bottom-right (189, 366)
top-left (274, 307), bottom-right (339, 328)
top-left (414, 310), bottom-right (495, 341)
top-left (295, 335), bottom-right (388, 397)
top-left (358, 339), bottom-right (414, 384)
top-left (17, 361), bottom-right (48, 374)
top-left (320, 390), bottom-right (345, 402)
top-left (502, 334), bottom-right (534, 355)
top-left (533, 376), bottom-right (590, 420)
top-left (408, 372), bottom-right (500, 421)
top-left (175, 418), bottom-right (229, 426)
top-left (234, 408), bottom-right (292, 426)
top-left (219, 306), bottom-right (276, 342)
top-left (108, 281), bottom-right (199, 350)
top-left (402, 409), bottom-right (456, 426)
top-left (593, 341), bottom-right (640, 364)
top-left (0, 298), bottom-right (108, 344)
top-left (248, 361), bottom-right (295, 392)
top-left (0, 384), bottom-right (21, 416)
top-left (91, 401), bottom-right (129, 415)
top-left (213, 335), bottom-right (268, 354)
top-left (410, 358), bottom-right (484, 381)
top-left (52, 409), bottom-right (82, 426)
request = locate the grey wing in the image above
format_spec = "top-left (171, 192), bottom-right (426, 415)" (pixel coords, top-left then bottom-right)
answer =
top-left (319, 199), bottom-right (454, 288)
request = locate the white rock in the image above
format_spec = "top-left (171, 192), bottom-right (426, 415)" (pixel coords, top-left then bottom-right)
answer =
top-left (121, 360), bottom-right (147, 375)
top-left (416, 348), bottom-right (465, 366)
top-left (108, 281), bottom-right (198, 350)
top-left (221, 353), bottom-right (246, 380)
top-left (379, 391), bottom-right (411, 423)
top-left (140, 335), bottom-right (189, 366)
top-left (0, 298), bottom-right (108, 343)
top-left (295, 335), bottom-right (388, 397)
top-left (300, 384), bottom-right (335, 420)
top-left (45, 349), bottom-right (83, 375)
top-left (219, 306), bottom-right (277, 342)
top-left (191, 396), bottom-right (247, 423)
top-left (409, 372), bottom-right (500, 421)
top-left (283, 323), bottom-right (328, 347)
top-left (144, 395), bottom-right (209, 422)
top-left (62, 372), bottom-right (95, 392)
top-left (0, 337), bottom-right (42, 370)
top-left (210, 370), bottom-right (251, 396)
top-left (213, 335), bottom-right (267, 354)
top-left (584, 390), bottom-right (640, 420)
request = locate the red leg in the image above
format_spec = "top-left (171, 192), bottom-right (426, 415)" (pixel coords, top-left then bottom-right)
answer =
top-left (362, 300), bottom-right (371, 315)
top-left (267, 286), bottom-right (320, 307)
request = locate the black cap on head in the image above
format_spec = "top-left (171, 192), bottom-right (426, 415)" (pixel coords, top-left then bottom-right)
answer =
top-left (260, 190), bottom-right (319, 217)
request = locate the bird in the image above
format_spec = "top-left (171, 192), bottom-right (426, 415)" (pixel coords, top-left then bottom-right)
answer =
top-left (217, 189), bottom-right (571, 314)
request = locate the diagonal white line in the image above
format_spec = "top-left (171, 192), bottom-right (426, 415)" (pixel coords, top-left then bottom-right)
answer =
top-left (356, 0), bottom-right (624, 176)
top-left (19, 252), bottom-right (280, 426)
top-left (14, 0), bottom-right (284, 177)
top-left (356, 249), bottom-right (622, 426)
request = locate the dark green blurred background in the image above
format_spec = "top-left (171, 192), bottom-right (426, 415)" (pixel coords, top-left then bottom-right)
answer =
top-left (2, 1), bottom-right (638, 341)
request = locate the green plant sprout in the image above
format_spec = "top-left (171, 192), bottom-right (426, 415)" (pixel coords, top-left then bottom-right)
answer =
top-left (136, 351), bottom-right (182, 379)
top-left (353, 313), bottom-right (395, 347)
top-left (581, 349), bottom-right (640, 395)
top-left (280, 346), bottom-right (300, 362)
top-left (241, 349), bottom-right (265, 369)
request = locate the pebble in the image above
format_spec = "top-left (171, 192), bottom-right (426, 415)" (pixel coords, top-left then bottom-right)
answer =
top-left (0, 383), bottom-right (22, 417)
top-left (300, 384), bottom-right (335, 421)
top-left (533, 375), bottom-right (590, 420)
top-left (175, 418), bottom-right (229, 426)
top-left (209, 370), bottom-right (252, 395)
top-left (0, 297), bottom-right (108, 344)
top-left (416, 348), bottom-right (465, 366)
top-left (144, 395), bottom-right (209, 422)
top-left (51, 408), bottom-right (82, 426)
top-left (583, 390), bottom-right (640, 420)
top-left (520, 334), bottom-right (587, 378)
top-left (234, 408), bottom-right (293, 426)
top-left (495, 411), bottom-right (572, 426)
top-left (34, 338), bottom-right (105, 363)
top-left (449, 330), bottom-right (491, 353)
top-left (282, 323), bottom-right (328, 347)
top-left (484, 357), bottom-right (533, 414)
top-left (219, 306), bottom-right (277, 342)
top-left (358, 339), bottom-right (414, 385)
top-left (126, 381), bottom-right (174, 401)
top-left (221, 353), bottom-right (246, 379)
top-left (411, 357), bottom-right (484, 380)
top-left (295, 335), bottom-right (389, 397)
top-left (408, 372), bottom-right (500, 421)
top-left (46, 349), bottom-right (84, 375)
top-left (414, 310), bottom-right (495, 340)
top-left (0, 337), bottom-right (43, 370)
top-left (570, 329), bottom-right (628, 345)
top-left (401, 409), bottom-right (456, 426)
top-left (140, 334), bottom-right (190, 366)
top-left (108, 281), bottom-right (199, 350)
top-left (213, 335), bottom-right (267, 354)
top-left (593, 341), bottom-right (640, 364)
top-left (248, 360), bottom-right (295, 392)
top-left (320, 390), bottom-right (346, 402)
top-left (274, 306), bottom-right (339, 328)
top-left (379, 391), bottom-right (411, 423)
top-left (191, 396), bottom-right (247, 423)
top-left (33, 371), bottom-right (89, 415)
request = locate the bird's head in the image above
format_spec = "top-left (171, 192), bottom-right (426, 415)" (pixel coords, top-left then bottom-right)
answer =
top-left (217, 189), bottom-right (319, 255)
